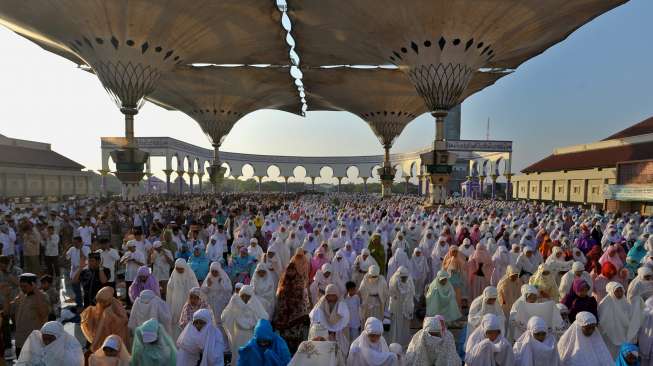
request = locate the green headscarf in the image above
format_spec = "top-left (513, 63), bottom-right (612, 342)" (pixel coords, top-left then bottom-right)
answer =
top-left (425, 270), bottom-right (462, 321)
top-left (368, 234), bottom-right (386, 275)
top-left (131, 319), bottom-right (177, 365)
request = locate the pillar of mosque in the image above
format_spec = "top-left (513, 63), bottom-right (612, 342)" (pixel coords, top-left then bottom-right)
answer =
top-left (479, 175), bottom-right (486, 199)
top-left (98, 169), bottom-right (110, 197)
top-left (310, 177), bottom-right (316, 192)
top-left (188, 172), bottom-right (195, 194)
top-left (404, 177), bottom-right (410, 194)
top-left (197, 173), bottom-right (204, 194)
top-left (283, 176), bottom-right (289, 193)
top-left (491, 174), bottom-right (498, 200)
top-left (505, 173), bottom-right (513, 200)
top-left (163, 169), bottom-right (173, 195)
top-left (177, 170), bottom-right (185, 195)
top-left (257, 176), bottom-right (263, 193)
top-left (362, 177), bottom-right (368, 194)
top-left (336, 177), bottom-right (343, 193)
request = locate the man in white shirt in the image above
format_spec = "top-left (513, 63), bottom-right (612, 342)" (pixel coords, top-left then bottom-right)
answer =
top-left (120, 240), bottom-right (145, 305)
top-left (65, 236), bottom-right (90, 307)
top-left (43, 225), bottom-right (60, 278)
top-left (97, 237), bottom-right (120, 290)
top-left (76, 219), bottom-right (94, 247)
top-left (0, 223), bottom-right (15, 258)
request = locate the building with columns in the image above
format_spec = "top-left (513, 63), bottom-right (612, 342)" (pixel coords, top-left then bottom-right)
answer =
top-left (512, 116), bottom-right (653, 214)
top-left (0, 134), bottom-right (95, 200)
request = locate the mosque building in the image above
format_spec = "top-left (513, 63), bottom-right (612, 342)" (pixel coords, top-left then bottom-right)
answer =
top-left (513, 116), bottom-right (653, 214)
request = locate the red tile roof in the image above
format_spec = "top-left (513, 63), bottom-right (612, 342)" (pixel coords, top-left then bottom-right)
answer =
top-left (602, 116), bottom-right (653, 141)
top-left (0, 144), bottom-right (84, 170)
top-left (521, 140), bottom-right (653, 173)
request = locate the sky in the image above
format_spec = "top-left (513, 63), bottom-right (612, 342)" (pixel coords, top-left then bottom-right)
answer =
top-left (0, 0), bottom-right (651, 183)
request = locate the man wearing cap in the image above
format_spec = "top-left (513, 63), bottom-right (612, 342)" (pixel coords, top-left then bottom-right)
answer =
top-left (11, 273), bottom-right (50, 357)
top-left (66, 236), bottom-right (90, 308)
top-left (120, 240), bottom-right (145, 305)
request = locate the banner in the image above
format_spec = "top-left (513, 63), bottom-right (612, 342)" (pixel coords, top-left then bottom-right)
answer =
top-left (603, 184), bottom-right (653, 201)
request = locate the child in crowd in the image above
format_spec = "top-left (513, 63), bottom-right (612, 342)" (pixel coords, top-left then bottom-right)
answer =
top-left (344, 281), bottom-right (361, 341)
top-left (39, 275), bottom-right (59, 320)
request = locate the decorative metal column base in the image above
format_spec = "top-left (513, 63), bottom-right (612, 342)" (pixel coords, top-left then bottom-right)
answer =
top-left (207, 165), bottom-right (227, 193)
top-left (426, 172), bottom-right (451, 207)
top-left (381, 179), bottom-right (393, 198)
top-left (110, 147), bottom-right (149, 201)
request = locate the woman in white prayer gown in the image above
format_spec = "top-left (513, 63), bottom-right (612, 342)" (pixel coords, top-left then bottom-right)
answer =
top-left (628, 266), bottom-right (653, 303)
top-left (409, 248), bottom-right (430, 300)
top-left (166, 258), bottom-right (200, 339)
top-left (269, 236), bottom-right (291, 270)
top-left (358, 265), bottom-right (389, 324)
top-left (509, 288), bottom-right (565, 341)
top-left (310, 284), bottom-right (351, 359)
top-left (201, 261), bottom-right (233, 322)
top-left (598, 281), bottom-right (643, 358)
top-left (405, 317), bottom-right (460, 366)
top-left (251, 263), bottom-right (277, 315)
top-left (311, 263), bottom-right (346, 305)
top-left (221, 284), bottom-right (268, 366)
top-left (467, 286), bottom-right (506, 342)
top-left (128, 289), bottom-right (173, 336)
top-left (430, 238), bottom-right (449, 275)
top-left (491, 246), bottom-right (511, 286)
top-left (388, 266), bottom-right (415, 347)
top-left (558, 262), bottom-right (593, 302)
top-left (465, 313), bottom-right (515, 366)
top-left (387, 248), bottom-right (410, 280)
top-left (15, 321), bottom-right (84, 366)
top-left (176, 308), bottom-right (224, 366)
top-left (290, 323), bottom-right (345, 366)
top-left (513, 316), bottom-right (560, 366)
top-left (556, 311), bottom-right (612, 366)
top-left (347, 317), bottom-right (398, 366)
top-left (353, 249), bottom-right (379, 286)
top-left (333, 249), bottom-right (353, 283)
top-left (639, 297), bottom-right (653, 366)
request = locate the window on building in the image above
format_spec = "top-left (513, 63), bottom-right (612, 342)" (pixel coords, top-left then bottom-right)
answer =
top-left (591, 187), bottom-right (599, 194)
top-left (558, 186), bottom-right (563, 193)
top-left (573, 186), bottom-right (580, 194)
top-left (543, 187), bottom-right (548, 193)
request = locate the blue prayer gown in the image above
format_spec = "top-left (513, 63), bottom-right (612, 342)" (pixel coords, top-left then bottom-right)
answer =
top-left (238, 319), bottom-right (291, 366)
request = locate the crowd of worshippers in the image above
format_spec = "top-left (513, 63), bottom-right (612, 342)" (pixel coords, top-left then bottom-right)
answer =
top-left (0, 194), bottom-right (652, 365)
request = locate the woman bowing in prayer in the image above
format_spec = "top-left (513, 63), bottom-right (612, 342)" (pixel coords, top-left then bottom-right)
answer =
top-left (358, 265), bottom-right (389, 323)
top-left (238, 319), bottom-right (291, 366)
top-left (556, 311), bottom-right (613, 366)
top-left (128, 265), bottom-right (160, 303)
top-left (468, 242), bottom-right (495, 300)
top-left (404, 317), bottom-right (460, 366)
top-left (425, 270), bottom-right (462, 322)
top-left (201, 261), bottom-right (232, 322)
top-left (309, 284), bottom-right (351, 359)
top-left (15, 321), bottom-right (84, 366)
top-left (465, 313), bottom-right (514, 366)
top-left (497, 265), bottom-right (523, 317)
top-left (512, 316), bottom-right (560, 366)
top-left (88, 335), bottom-right (131, 366)
top-left (273, 262), bottom-right (310, 353)
top-left (598, 282), bottom-right (643, 358)
top-left (128, 289), bottom-right (173, 336)
top-left (167, 258), bottom-right (200, 339)
top-left (347, 317), bottom-right (398, 366)
top-left (388, 266), bottom-right (415, 347)
top-left (131, 319), bottom-right (177, 366)
top-left (529, 263), bottom-right (559, 301)
top-left (81, 286), bottom-right (130, 352)
top-left (221, 284), bottom-right (269, 366)
top-left (178, 287), bottom-right (213, 330)
top-left (467, 286), bottom-right (506, 341)
top-left (177, 308), bottom-right (224, 366)
top-left (231, 246), bottom-right (257, 284)
top-left (252, 263), bottom-right (278, 315)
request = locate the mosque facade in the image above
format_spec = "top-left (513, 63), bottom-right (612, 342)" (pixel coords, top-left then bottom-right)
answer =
top-left (512, 116), bottom-right (653, 214)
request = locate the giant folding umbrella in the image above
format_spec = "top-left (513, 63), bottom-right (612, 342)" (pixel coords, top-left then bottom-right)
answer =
top-left (290, 0), bottom-right (628, 204)
top-left (304, 66), bottom-right (509, 196)
top-left (147, 65), bottom-right (333, 192)
top-left (0, 0), bottom-right (289, 198)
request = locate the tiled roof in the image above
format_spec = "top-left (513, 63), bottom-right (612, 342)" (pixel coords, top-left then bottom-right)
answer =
top-left (521, 141), bottom-right (653, 173)
top-left (602, 116), bottom-right (653, 141)
top-left (0, 144), bottom-right (84, 170)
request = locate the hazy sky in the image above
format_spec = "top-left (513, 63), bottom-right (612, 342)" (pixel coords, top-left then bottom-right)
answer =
top-left (0, 0), bottom-right (651, 183)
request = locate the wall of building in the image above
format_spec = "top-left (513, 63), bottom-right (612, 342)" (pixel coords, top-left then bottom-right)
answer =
top-left (512, 168), bottom-right (616, 204)
top-left (0, 167), bottom-right (95, 200)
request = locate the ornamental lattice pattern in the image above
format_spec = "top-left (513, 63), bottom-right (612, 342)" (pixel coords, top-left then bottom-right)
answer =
top-left (94, 60), bottom-right (162, 110)
top-left (407, 63), bottom-right (474, 111)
